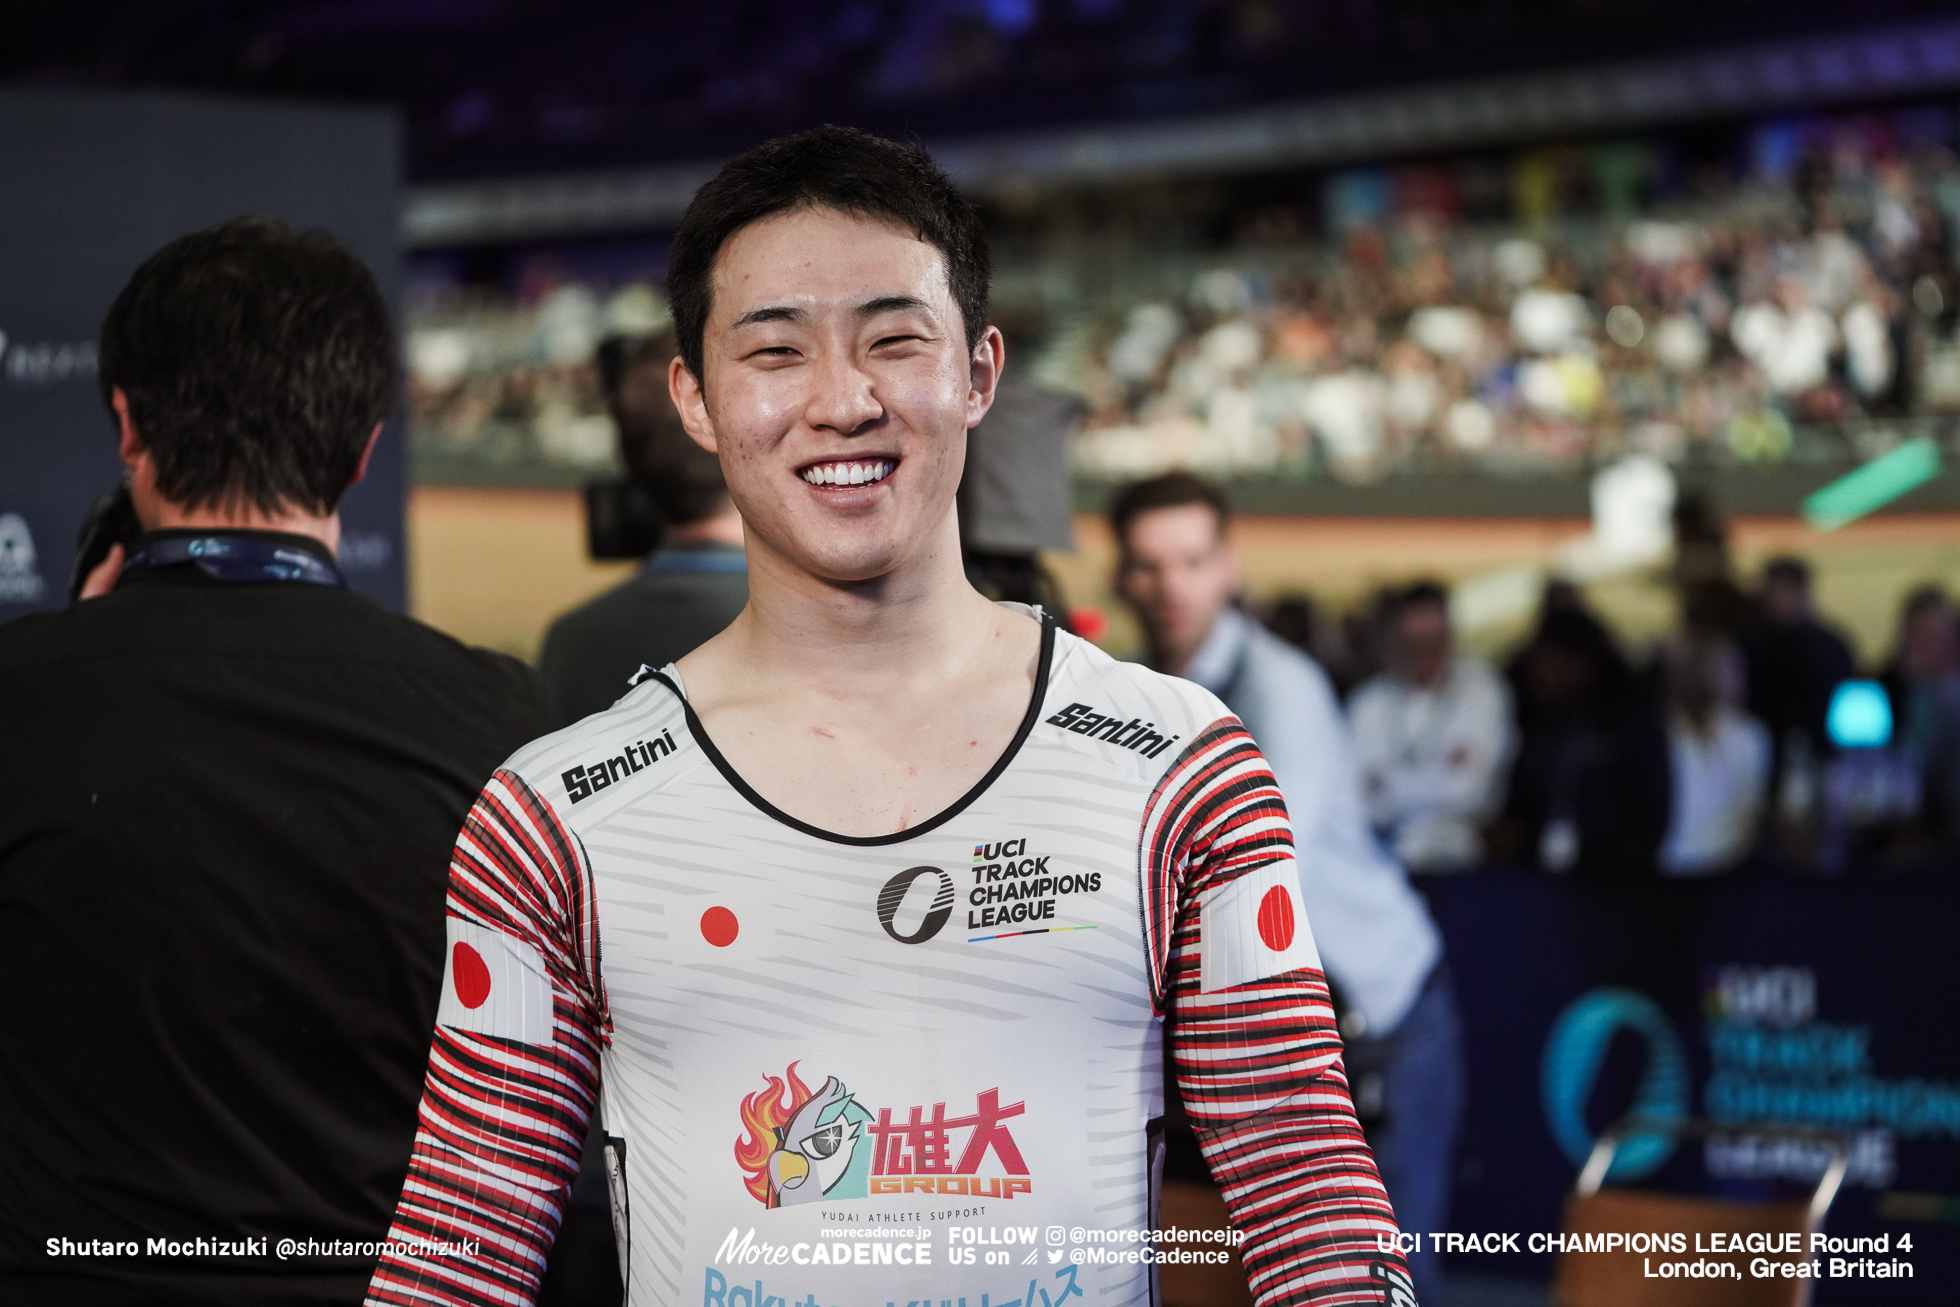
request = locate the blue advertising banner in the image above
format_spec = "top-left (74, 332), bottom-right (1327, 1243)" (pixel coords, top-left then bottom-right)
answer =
top-left (1432, 872), bottom-right (1960, 1303)
top-left (0, 90), bottom-right (404, 620)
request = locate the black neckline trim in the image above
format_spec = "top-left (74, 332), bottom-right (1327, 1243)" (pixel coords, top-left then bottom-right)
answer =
top-left (648, 611), bottom-right (1057, 847)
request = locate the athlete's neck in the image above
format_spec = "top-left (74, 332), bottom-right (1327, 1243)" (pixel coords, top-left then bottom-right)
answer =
top-left (674, 510), bottom-right (1042, 838)
top-left (713, 510), bottom-right (998, 697)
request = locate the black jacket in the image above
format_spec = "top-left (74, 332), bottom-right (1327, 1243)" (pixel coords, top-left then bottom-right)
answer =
top-left (538, 541), bottom-right (747, 725)
top-left (0, 532), bottom-right (555, 1305)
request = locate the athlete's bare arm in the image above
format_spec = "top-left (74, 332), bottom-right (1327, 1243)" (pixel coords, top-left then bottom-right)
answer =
top-left (667, 205), bottom-right (1037, 837)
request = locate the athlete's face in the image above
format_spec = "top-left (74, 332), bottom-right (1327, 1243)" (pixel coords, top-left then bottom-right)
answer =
top-left (1116, 503), bottom-right (1239, 670)
top-left (671, 206), bottom-right (1002, 584)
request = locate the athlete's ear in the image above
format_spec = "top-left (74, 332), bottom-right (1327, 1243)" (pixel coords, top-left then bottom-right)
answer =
top-left (964, 324), bottom-right (1005, 430)
top-left (670, 353), bottom-right (718, 455)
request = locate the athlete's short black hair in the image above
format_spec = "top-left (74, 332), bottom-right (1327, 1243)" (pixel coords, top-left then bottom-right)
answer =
top-left (666, 126), bottom-right (990, 381)
top-left (98, 216), bottom-right (395, 516)
top-left (1108, 471), bottom-right (1230, 553)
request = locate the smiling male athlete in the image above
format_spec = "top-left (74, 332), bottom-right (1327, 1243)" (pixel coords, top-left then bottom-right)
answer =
top-left (367, 126), bottom-right (1416, 1307)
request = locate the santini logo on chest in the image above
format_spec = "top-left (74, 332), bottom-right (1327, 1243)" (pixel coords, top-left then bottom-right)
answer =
top-left (563, 729), bottom-right (678, 803)
top-left (1045, 702), bottom-right (1181, 759)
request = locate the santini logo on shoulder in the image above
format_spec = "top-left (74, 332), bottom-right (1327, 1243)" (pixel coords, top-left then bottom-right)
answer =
top-left (563, 729), bottom-right (677, 804)
top-left (1044, 702), bottom-right (1182, 759)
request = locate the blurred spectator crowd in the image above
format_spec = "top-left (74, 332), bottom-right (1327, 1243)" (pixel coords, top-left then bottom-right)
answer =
top-left (406, 276), bottom-right (668, 475)
top-left (404, 106), bottom-right (1960, 489)
top-left (1276, 530), bottom-right (1960, 881)
top-left (1070, 112), bottom-right (1960, 482)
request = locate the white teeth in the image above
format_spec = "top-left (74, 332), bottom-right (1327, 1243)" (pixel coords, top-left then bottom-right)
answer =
top-left (801, 459), bottom-right (893, 487)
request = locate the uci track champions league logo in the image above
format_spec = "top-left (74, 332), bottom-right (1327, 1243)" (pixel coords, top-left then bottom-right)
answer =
top-left (736, 1064), bottom-right (1033, 1208)
top-left (1543, 967), bottom-right (1960, 1189)
top-left (875, 840), bottom-right (1106, 947)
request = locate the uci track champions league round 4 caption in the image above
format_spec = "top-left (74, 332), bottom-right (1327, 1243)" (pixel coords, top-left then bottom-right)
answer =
top-left (1375, 1229), bottom-right (1919, 1287)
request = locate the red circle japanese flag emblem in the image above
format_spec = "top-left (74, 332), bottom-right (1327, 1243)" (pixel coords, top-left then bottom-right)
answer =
top-left (437, 919), bottom-right (555, 1045)
top-left (1256, 885), bottom-right (1296, 952)
top-left (452, 942), bottom-right (493, 1008)
top-left (1196, 861), bottom-right (1321, 993)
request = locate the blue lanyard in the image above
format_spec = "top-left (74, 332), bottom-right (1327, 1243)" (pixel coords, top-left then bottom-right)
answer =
top-left (645, 549), bottom-right (747, 575)
top-left (119, 535), bottom-right (345, 588)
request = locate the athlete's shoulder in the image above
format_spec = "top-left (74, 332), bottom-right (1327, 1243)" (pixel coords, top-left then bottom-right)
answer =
top-left (500, 665), bottom-right (701, 825)
top-left (1036, 628), bottom-right (1238, 774)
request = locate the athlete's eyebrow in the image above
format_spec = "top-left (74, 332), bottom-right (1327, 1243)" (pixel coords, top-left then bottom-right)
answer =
top-left (857, 295), bottom-right (931, 319)
top-left (730, 296), bottom-right (931, 330)
top-left (731, 305), bottom-right (807, 330)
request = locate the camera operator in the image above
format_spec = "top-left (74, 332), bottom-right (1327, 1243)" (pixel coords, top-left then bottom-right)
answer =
top-left (539, 327), bottom-right (747, 723)
top-left (0, 217), bottom-right (555, 1306)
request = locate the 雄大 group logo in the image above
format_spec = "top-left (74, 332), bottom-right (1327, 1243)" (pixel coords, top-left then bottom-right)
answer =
top-left (735, 1063), bottom-right (1034, 1208)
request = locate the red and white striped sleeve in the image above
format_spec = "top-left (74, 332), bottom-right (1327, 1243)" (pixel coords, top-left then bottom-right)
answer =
top-left (1142, 720), bottom-right (1416, 1307)
top-left (366, 768), bottom-right (609, 1307)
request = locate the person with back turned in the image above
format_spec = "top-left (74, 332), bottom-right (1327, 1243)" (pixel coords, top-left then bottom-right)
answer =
top-left (0, 217), bottom-right (556, 1306)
